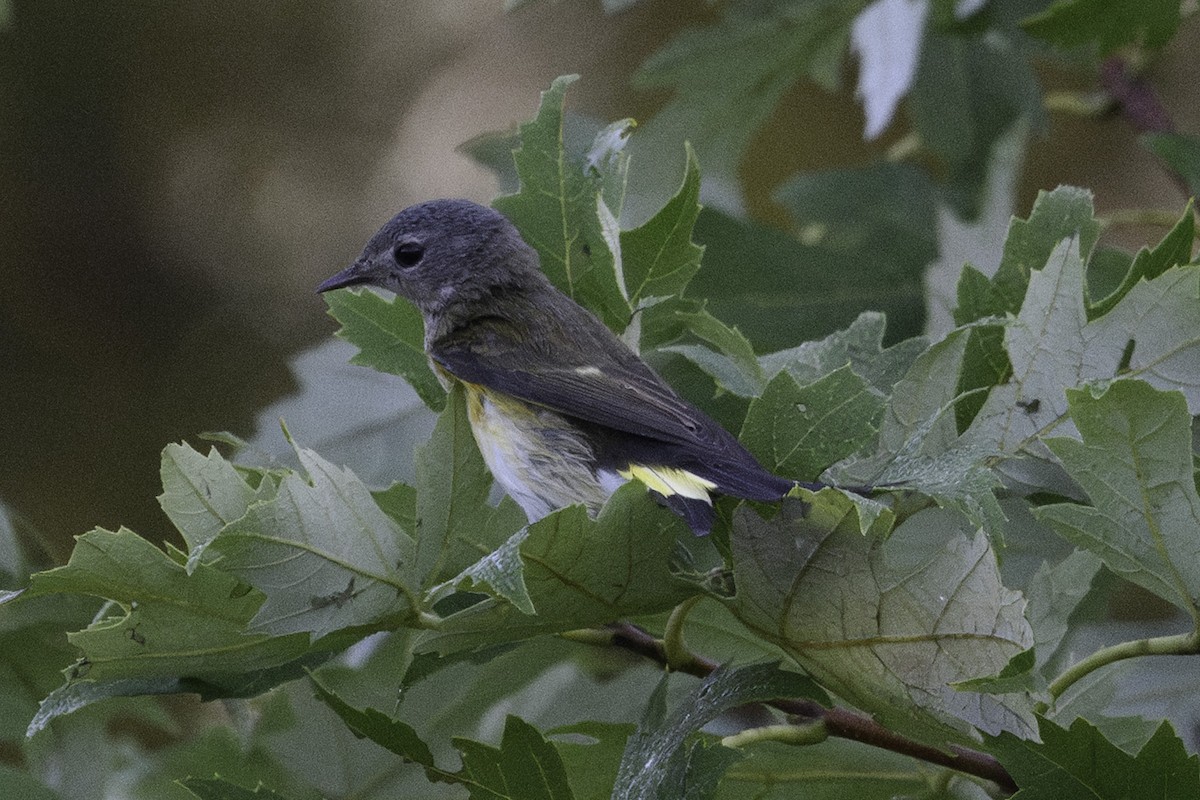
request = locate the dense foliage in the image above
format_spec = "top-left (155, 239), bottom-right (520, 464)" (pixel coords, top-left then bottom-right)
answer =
top-left (4, 2), bottom-right (1200, 798)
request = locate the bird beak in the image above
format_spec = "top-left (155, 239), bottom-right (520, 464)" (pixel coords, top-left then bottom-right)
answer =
top-left (316, 259), bottom-right (373, 293)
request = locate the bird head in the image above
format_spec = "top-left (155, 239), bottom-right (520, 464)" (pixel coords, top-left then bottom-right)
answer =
top-left (317, 199), bottom-right (542, 316)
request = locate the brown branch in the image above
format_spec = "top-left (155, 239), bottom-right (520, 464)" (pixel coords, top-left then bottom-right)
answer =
top-left (603, 621), bottom-right (1018, 795)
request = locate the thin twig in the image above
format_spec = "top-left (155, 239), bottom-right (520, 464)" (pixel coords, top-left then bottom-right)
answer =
top-left (601, 621), bottom-right (1019, 795)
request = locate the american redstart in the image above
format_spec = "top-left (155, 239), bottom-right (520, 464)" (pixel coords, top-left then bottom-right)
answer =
top-left (318, 199), bottom-right (815, 535)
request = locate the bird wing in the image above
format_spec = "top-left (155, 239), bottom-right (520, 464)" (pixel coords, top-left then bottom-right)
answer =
top-left (429, 314), bottom-right (792, 501)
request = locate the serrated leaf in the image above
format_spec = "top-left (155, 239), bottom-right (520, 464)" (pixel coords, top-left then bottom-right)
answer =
top-left (493, 75), bottom-right (631, 332)
top-left (955, 187), bottom-right (1100, 428)
top-left (614, 664), bottom-right (821, 800)
top-left (454, 527), bottom-right (535, 616)
top-left (309, 676), bottom-right (448, 782)
top-left (732, 498), bottom-right (1035, 745)
top-left (318, 672), bottom-right (584, 798)
top-left (1089, 199), bottom-right (1195, 318)
top-left (968, 227), bottom-right (1200, 468)
top-left (425, 484), bottom-right (694, 654)
top-left (740, 366), bottom-right (883, 481)
top-left (415, 386), bottom-right (526, 589)
top-left (455, 715), bottom-right (576, 800)
top-left (323, 288), bottom-right (446, 411)
top-left (821, 323), bottom-right (1008, 533)
top-left (22, 528), bottom-right (310, 733)
top-left (1022, 0), bottom-right (1181, 55)
top-left (760, 312), bottom-right (927, 394)
top-left (1037, 381), bottom-right (1200, 615)
top-left (208, 446), bottom-right (418, 639)
top-left (988, 717), bottom-right (1200, 798)
top-left (644, 298), bottom-right (765, 397)
top-left (1142, 133), bottom-right (1200, 199)
top-left (157, 443), bottom-right (275, 574)
top-left (882, 326), bottom-right (972, 455)
top-left (619, 145), bottom-right (703, 306)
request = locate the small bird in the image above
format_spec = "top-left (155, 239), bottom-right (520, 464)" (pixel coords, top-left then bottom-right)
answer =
top-left (318, 199), bottom-right (806, 535)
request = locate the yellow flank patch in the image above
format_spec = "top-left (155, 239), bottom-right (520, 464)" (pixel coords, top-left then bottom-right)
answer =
top-left (620, 465), bottom-right (716, 502)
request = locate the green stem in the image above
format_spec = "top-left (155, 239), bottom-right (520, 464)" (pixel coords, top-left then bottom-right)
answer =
top-left (885, 132), bottom-right (921, 162)
top-left (1102, 208), bottom-right (1200, 238)
top-left (663, 595), bottom-right (703, 671)
top-left (722, 720), bottom-right (827, 749)
top-left (1048, 630), bottom-right (1200, 703)
top-left (1044, 90), bottom-right (1111, 117)
top-left (560, 627), bottom-right (615, 647)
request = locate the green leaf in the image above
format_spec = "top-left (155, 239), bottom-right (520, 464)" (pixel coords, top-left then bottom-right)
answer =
top-left (631, 1), bottom-right (861, 188)
top-left (312, 676), bottom-right (575, 798)
top-left (967, 219), bottom-right (1200, 471)
top-left (371, 481), bottom-right (417, 535)
top-left (955, 187), bottom-right (1100, 427)
top-left (493, 75), bottom-right (631, 332)
top-left (456, 715), bottom-right (576, 800)
top-left (550, 721), bottom-right (633, 800)
top-left (993, 187), bottom-right (1100, 313)
top-left (989, 717), bottom-right (1200, 798)
top-left (740, 366), bottom-right (882, 481)
top-left (1090, 199), bottom-right (1195, 318)
top-left (760, 312), bottom-right (927, 394)
top-left (207, 445), bottom-right (418, 639)
top-left (22, 528), bottom-right (310, 733)
top-left (323, 288), bottom-right (445, 411)
top-left (157, 443), bottom-right (276, 573)
top-left (1022, 0), bottom-right (1181, 54)
top-left (415, 386), bottom-right (526, 589)
top-left (1037, 381), bottom-right (1200, 615)
top-left (909, 28), bottom-right (1043, 218)
top-left (644, 298), bottom-right (766, 397)
top-left (614, 664), bottom-right (820, 800)
top-left (691, 211), bottom-right (926, 353)
top-left (426, 484), bottom-right (694, 653)
top-left (1024, 550), bottom-right (1103, 679)
top-left (1142, 133), bottom-right (1200, 202)
top-left (774, 161), bottom-right (938, 276)
top-left (732, 497), bottom-right (1034, 745)
top-left (619, 145), bottom-right (704, 306)
top-left (828, 326), bottom-right (1008, 534)
top-left (179, 777), bottom-right (294, 800)
top-left (966, 236), bottom-right (1088, 458)
top-left (309, 676), bottom-right (447, 781)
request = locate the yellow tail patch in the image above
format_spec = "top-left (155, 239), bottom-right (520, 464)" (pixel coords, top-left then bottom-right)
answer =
top-left (619, 465), bottom-right (716, 503)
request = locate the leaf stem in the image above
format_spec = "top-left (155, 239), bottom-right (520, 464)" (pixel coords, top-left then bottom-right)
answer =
top-left (663, 595), bottom-right (703, 671)
top-left (1047, 629), bottom-right (1200, 703)
top-left (721, 720), bottom-right (827, 749)
top-left (1101, 208), bottom-right (1200, 240)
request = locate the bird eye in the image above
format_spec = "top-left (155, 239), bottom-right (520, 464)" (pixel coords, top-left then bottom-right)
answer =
top-left (393, 242), bottom-right (424, 268)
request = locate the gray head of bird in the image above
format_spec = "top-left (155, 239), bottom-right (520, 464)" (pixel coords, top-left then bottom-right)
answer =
top-left (317, 199), bottom-right (543, 317)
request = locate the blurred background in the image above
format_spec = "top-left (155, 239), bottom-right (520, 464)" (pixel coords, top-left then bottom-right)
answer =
top-left (2, 0), bottom-right (1197, 560)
